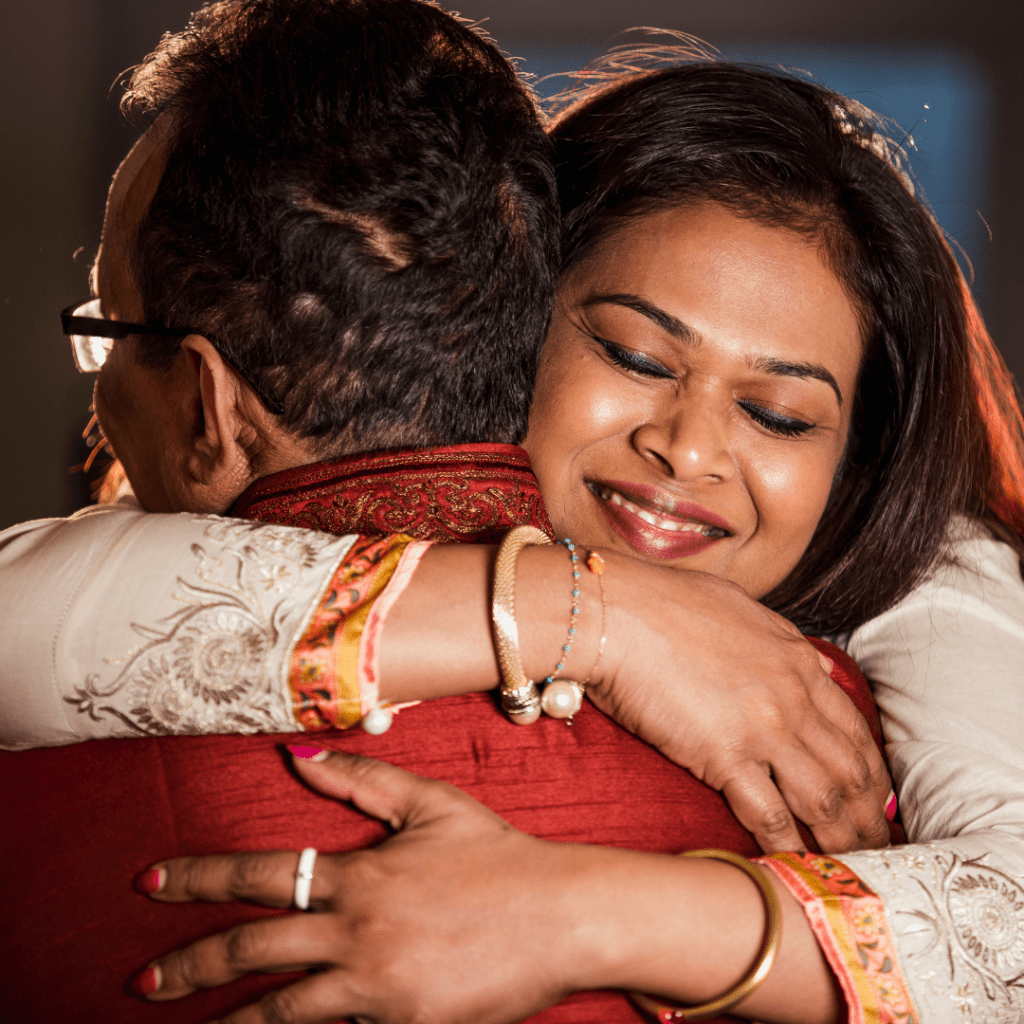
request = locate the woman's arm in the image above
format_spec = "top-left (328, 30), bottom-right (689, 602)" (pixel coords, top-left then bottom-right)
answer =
top-left (0, 505), bottom-right (358, 747)
top-left (832, 523), bottom-right (1024, 1021)
top-left (137, 748), bottom-right (840, 1024)
top-left (0, 507), bottom-right (888, 851)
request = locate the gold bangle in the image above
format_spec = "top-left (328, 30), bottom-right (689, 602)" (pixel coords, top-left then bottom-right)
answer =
top-left (630, 849), bottom-right (782, 1022)
top-left (492, 526), bottom-right (552, 724)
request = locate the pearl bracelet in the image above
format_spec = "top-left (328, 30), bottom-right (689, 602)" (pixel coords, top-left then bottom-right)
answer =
top-left (491, 525), bottom-right (587, 724)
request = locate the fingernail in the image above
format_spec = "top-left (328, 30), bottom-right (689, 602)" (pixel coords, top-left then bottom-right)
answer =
top-left (135, 866), bottom-right (165, 895)
top-left (130, 964), bottom-right (161, 998)
top-left (885, 791), bottom-right (898, 821)
top-left (286, 744), bottom-right (330, 762)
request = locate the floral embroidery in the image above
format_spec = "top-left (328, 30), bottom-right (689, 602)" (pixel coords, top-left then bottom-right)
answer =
top-left (853, 904), bottom-right (886, 938)
top-left (289, 534), bottom-right (411, 729)
top-left (761, 851), bottom-right (919, 1024)
top-left (838, 844), bottom-right (1024, 1022)
top-left (810, 856), bottom-right (845, 879)
top-left (64, 518), bottom-right (354, 737)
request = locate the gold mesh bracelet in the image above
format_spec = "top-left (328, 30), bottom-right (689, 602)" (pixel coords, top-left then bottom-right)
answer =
top-left (491, 525), bottom-right (552, 724)
top-left (630, 849), bottom-right (782, 1021)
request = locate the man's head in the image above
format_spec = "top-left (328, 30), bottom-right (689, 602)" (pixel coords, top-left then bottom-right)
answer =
top-left (90, 0), bottom-right (558, 511)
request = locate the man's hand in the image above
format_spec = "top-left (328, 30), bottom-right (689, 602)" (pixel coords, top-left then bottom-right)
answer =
top-left (593, 557), bottom-right (893, 854)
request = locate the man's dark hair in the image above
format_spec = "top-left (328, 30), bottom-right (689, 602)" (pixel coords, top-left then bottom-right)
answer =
top-left (122, 0), bottom-right (559, 452)
top-left (550, 59), bottom-right (1024, 636)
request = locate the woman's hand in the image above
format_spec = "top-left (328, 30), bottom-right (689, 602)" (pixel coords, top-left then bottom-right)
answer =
top-left (134, 749), bottom-right (597, 1023)
top-left (589, 555), bottom-right (893, 855)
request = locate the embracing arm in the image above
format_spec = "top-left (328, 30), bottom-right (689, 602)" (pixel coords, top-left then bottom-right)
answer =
top-left (0, 507), bottom-right (887, 850)
top-left (139, 748), bottom-right (841, 1024)
top-left (831, 523), bottom-right (1024, 1022)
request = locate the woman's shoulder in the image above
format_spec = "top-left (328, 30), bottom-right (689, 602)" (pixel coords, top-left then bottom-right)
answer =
top-left (929, 513), bottom-right (1023, 596)
top-left (844, 515), bottom-right (1022, 646)
top-left (843, 513), bottom-right (1024, 693)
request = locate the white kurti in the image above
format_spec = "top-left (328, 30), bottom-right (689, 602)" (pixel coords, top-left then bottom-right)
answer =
top-left (1, 507), bottom-right (1023, 1021)
top-left (0, 503), bottom-right (356, 747)
top-left (837, 523), bottom-right (1024, 1022)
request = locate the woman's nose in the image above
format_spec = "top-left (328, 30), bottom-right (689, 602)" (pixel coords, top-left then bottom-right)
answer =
top-left (631, 399), bottom-right (735, 482)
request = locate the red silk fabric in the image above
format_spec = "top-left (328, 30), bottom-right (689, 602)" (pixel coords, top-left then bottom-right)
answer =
top-left (0, 445), bottom-right (896, 1023)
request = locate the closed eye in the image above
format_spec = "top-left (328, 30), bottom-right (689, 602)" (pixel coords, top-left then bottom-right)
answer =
top-left (738, 400), bottom-right (813, 437)
top-left (596, 338), bottom-right (674, 379)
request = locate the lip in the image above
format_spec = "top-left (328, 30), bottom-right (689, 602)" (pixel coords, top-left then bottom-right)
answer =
top-left (587, 479), bottom-right (732, 561)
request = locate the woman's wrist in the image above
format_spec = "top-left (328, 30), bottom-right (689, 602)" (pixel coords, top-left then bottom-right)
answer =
top-left (377, 541), bottom-right (611, 706)
top-left (562, 847), bottom-right (838, 1024)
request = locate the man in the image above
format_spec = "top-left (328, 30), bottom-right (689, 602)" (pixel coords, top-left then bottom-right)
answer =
top-left (0, 2), bottom-right (889, 1020)
top-left (0, 3), bottom-right (567, 1019)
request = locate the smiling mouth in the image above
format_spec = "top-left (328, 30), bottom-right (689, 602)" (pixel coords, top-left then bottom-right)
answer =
top-left (586, 482), bottom-right (731, 538)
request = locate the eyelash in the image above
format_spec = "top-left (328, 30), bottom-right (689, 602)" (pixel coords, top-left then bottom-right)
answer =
top-left (596, 338), bottom-right (813, 438)
top-left (597, 338), bottom-right (674, 379)
top-left (737, 400), bottom-right (813, 437)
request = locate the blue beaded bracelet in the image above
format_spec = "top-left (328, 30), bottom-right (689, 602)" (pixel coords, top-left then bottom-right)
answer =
top-left (545, 537), bottom-right (582, 683)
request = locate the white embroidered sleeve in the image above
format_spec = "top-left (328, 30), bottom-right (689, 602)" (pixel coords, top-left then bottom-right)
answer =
top-left (840, 520), bottom-right (1024, 1022)
top-left (0, 505), bottom-right (356, 749)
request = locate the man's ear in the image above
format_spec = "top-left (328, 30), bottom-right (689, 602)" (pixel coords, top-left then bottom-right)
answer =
top-left (176, 335), bottom-right (259, 512)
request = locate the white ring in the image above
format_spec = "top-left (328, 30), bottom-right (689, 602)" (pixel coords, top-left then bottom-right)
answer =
top-left (293, 847), bottom-right (317, 911)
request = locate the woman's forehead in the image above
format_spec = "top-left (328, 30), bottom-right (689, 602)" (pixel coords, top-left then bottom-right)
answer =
top-left (567, 203), bottom-right (862, 398)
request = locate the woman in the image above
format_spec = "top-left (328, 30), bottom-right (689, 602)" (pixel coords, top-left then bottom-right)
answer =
top-left (5, 59), bottom-right (1024, 1023)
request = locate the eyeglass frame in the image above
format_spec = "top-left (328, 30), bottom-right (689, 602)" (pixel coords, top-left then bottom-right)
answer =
top-left (60, 299), bottom-right (286, 416)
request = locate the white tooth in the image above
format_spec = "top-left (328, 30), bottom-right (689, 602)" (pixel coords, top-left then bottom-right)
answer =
top-left (601, 487), bottom-right (716, 537)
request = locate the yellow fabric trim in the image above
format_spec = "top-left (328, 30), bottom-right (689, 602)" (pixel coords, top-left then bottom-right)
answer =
top-left (289, 535), bottom-right (411, 730)
top-left (332, 538), bottom-right (409, 720)
top-left (759, 853), bottom-right (918, 1024)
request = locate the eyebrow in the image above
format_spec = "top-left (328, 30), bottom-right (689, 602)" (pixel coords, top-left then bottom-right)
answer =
top-left (582, 293), bottom-right (696, 344)
top-left (582, 292), bottom-right (844, 407)
top-left (751, 356), bottom-right (844, 407)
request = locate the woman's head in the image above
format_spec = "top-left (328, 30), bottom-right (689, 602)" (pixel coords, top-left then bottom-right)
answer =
top-left (526, 202), bottom-right (862, 602)
top-left (525, 60), bottom-right (1020, 634)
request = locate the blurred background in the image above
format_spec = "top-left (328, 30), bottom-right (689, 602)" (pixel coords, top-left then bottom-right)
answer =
top-left (1, 0), bottom-right (1020, 529)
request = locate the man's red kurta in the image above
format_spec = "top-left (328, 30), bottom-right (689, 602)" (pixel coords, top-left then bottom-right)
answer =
top-left (0, 444), bottom-right (895, 1023)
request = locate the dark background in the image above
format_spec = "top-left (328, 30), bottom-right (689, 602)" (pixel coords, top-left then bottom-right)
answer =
top-left (1, 0), bottom-right (1020, 529)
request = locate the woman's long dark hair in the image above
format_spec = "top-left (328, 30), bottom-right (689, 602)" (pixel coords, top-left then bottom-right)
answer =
top-left (548, 56), bottom-right (1024, 635)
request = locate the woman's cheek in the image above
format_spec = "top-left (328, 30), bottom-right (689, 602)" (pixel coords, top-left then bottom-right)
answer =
top-left (751, 447), bottom-right (835, 556)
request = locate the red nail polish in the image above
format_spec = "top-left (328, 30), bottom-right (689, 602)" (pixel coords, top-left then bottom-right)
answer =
top-left (135, 867), bottom-right (165, 895)
top-left (885, 791), bottom-right (898, 822)
top-left (286, 744), bottom-right (329, 761)
top-left (130, 965), bottom-right (160, 998)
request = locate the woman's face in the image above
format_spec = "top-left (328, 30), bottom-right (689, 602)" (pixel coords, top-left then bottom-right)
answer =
top-left (524, 203), bottom-right (863, 599)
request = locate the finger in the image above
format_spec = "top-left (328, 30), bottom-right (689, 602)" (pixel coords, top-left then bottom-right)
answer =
top-left (720, 763), bottom-right (808, 854)
top-left (802, 678), bottom-right (893, 804)
top-left (799, 726), bottom-right (891, 851)
top-left (136, 914), bottom-right (336, 1001)
top-left (769, 737), bottom-right (883, 854)
top-left (287, 745), bottom-right (482, 831)
top-left (146, 849), bottom-right (328, 907)
top-left (216, 970), bottom-right (359, 1024)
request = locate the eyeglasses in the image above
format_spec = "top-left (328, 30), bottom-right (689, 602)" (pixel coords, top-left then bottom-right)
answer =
top-left (61, 298), bottom-right (196, 373)
top-left (60, 298), bottom-right (285, 415)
